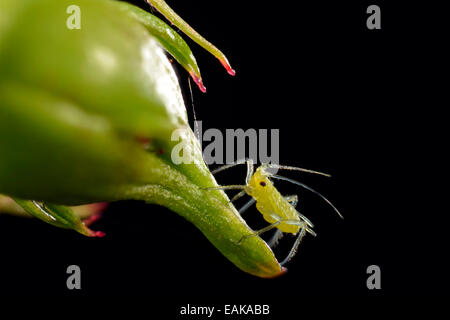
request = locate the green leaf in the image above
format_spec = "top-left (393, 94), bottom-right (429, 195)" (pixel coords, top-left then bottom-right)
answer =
top-left (114, 1), bottom-right (206, 92)
top-left (0, 194), bottom-right (107, 220)
top-left (12, 198), bottom-right (104, 237)
top-left (146, 0), bottom-right (236, 76)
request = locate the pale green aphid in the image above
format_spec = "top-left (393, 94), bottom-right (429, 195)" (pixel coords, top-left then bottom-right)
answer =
top-left (208, 160), bottom-right (343, 266)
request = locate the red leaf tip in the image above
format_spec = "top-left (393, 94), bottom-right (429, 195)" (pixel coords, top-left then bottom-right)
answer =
top-left (191, 73), bottom-right (207, 93)
top-left (93, 231), bottom-right (106, 238)
top-left (266, 266), bottom-right (287, 279)
top-left (226, 67), bottom-right (236, 76)
top-left (220, 59), bottom-right (236, 76)
top-left (83, 213), bottom-right (102, 227)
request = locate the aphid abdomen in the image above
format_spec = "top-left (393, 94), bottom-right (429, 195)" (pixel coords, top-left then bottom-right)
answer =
top-left (254, 185), bottom-right (301, 234)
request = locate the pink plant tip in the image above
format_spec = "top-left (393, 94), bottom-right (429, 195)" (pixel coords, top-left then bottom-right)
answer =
top-left (94, 231), bottom-right (106, 238)
top-left (220, 59), bottom-right (236, 76)
top-left (191, 73), bottom-right (207, 93)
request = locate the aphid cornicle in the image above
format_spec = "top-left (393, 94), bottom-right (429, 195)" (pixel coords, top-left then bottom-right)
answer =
top-left (208, 160), bottom-right (343, 266)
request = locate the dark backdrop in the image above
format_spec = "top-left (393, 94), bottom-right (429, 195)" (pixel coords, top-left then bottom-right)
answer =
top-left (1, 0), bottom-right (446, 302)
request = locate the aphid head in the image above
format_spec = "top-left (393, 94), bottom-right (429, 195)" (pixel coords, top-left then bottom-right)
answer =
top-left (250, 177), bottom-right (271, 194)
top-left (257, 164), bottom-right (276, 177)
top-left (248, 166), bottom-right (273, 191)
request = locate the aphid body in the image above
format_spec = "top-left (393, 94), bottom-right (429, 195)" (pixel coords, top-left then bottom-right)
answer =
top-left (246, 166), bottom-right (302, 234)
top-left (209, 160), bottom-right (342, 265)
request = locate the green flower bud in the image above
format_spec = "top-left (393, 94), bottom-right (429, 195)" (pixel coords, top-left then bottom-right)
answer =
top-left (0, 0), bottom-right (283, 278)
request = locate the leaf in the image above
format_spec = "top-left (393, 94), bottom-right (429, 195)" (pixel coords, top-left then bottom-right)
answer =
top-left (0, 0), bottom-right (283, 277)
top-left (12, 198), bottom-right (104, 237)
top-left (0, 194), bottom-right (107, 220)
top-left (114, 1), bottom-right (206, 92)
top-left (146, 0), bottom-right (236, 76)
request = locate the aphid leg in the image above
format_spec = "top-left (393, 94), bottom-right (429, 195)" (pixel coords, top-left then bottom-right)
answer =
top-left (284, 195), bottom-right (299, 208)
top-left (211, 159), bottom-right (247, 175)
top-left (266, 210), bottom-right (315, 237)
top-left (296, 213), bottom-right (314, 228)
top-left (211, 159), bottom-right (254, 178)
top-left (238, 198), bottom-right (256, 215)
top-left (267, 229), bottom-right (284, 248)
top-left (230, 190), bottom-right (246, 203)
top-left (245, 159), bottom-right (254, 185)
top-left (283, 194), bottom-right (314, 228)
top-left (203, 185), bottom-right (246, 191)
top-left (239, 215), bottom-right (314, 245)
top-left (238, 220), bottom-right (282, 244)
top-left (280, 227), bottom-right (307, 266)
top-left (272, 218), bottom-right (316, 236)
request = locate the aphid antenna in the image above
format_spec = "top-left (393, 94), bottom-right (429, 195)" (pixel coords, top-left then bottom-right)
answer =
top-left (267, 229), bottom-right (284, 248)
top-left (238, 198), bottom-right (256, 214)
top-left (211, 158), bottom-right (252, 175)
top-left (264, 164), bottom-right (331, 178)
top-left (202, 185), bottom-right (246, 191)
top-left (271, 175), bottom-right (344, 219)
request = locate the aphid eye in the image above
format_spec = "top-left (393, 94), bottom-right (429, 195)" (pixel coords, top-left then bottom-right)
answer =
top-left (259, 181), bottom-right (266, 187)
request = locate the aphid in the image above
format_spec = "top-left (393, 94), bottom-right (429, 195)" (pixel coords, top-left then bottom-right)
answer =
top-left (207, 160), bottom-right (343, 266)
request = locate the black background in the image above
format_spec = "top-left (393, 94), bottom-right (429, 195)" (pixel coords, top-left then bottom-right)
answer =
top-left (0, 0), bottom-right (447, 303)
